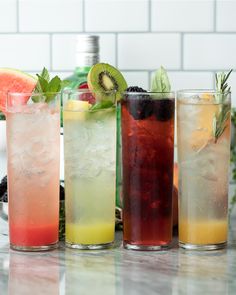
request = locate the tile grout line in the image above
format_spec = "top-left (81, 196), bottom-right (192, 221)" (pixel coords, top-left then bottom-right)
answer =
top-left (6, 1), bottom-right (234, 78)
top-left (50, 69), bottom-right (226, 73)
top-left (27, 68), bottom-right (231, 74)
top-left (212, 70), bottom-right (216, 88)
top-left (214, 0), bottom-right (217, 32)
top-left (16, 0), bottom-right (19, 32)
top-left (115, 33), bottom-right (118, 68)
top-left (148, 71), bottom-right (152, 90)
top-left (148, 0), bottom-right (151, 32)
top-left (180, 33), bottom-right (184, 71)
top-left (49, 34), bottom-right (53, 71)
top-left (82, 0), bottom-right (85, 32)
top-left (1, 31), bottom-right (236, 35)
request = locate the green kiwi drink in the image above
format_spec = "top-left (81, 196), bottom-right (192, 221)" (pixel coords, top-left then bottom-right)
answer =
top-left (63, 63), bottom-right (127, 249)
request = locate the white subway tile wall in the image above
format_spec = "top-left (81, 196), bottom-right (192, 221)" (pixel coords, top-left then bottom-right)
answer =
top-left (151, 0), bottom-right (214, 32)
top-left (19, 0), bottom-right (83, 32)
top-left (0, 0), bottom-right (17, 32)
top-left (216, 0), bottom-right (236, 31)
top-left (0, 34), bottom-right (50, 70)
top-left (118, 33), bottom-right (181, 70)
top-left (0, 0), bottom-right (236, 105)
top-left (184, 34), bottom-right (236, 70)
top-left (85, 0), bottom-right (149, 32)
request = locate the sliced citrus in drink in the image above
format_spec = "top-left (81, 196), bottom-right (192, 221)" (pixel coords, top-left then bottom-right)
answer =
top-left (64, 100), bottom-right (91, 120)
top-left (0, 68), bottom-right (36, 113)
top-left (190, 103), bottom-right (220, 151)
top-left (201, 93), bottom-right (214, 102)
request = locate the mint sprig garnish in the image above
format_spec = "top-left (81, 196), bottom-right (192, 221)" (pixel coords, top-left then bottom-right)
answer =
top-left (213, 69), bottom-right (233, 143)
top-left (151, 66), bottom-right (171, 93)
top-left (33, 67), bottom-right (70, 103)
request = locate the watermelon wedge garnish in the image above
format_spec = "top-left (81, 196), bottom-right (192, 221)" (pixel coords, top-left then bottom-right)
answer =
top-left (0, 68), bottom-right (37, 113)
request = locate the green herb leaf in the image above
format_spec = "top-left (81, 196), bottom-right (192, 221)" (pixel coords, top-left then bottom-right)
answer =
top-left (48, 76), bottom-right (61, 92)
top-left (41, 67), bottom-right (50, 82)
top-left (45, 76), bottom-right (61, 103)
top-left (151, 66), bottom-right (171, 93)
top-left (90, 100), bottom-right (114, 112)
top-left (33, 75), bottom-right (49, 102)
top-left (213, 69), bottom-right (233, 142)
top-left (33, 67), bottom-right (50, 94)
top-left (60, 80), bottom-right (71, 89)
top-left (33, 68), bottom-right (69, 104)
top-left (37, 75), bottom-right (49, 91)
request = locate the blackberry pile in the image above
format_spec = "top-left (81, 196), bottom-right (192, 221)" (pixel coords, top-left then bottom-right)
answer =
top-left (125, 86), bottom-right (174, 121)
top-left (126, 86), bottom-right (153, 120)
top-left (0, 176), bottom-right (7, 202)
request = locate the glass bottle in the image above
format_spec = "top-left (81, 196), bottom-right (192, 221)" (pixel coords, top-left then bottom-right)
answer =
top-left (64, 35), bottom-right (100, 89)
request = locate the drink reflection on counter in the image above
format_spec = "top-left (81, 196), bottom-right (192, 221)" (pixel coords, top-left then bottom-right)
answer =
top-left (64, 250), bottom-right (116, 295)
top-left (0, 254), bottom-right (9, 294)
top-left (172, 252), bottom-right (229, 295)
top-left (119, 251), bottom-right (176, 295)
top-left (8, 252), bottom-right (60, 295)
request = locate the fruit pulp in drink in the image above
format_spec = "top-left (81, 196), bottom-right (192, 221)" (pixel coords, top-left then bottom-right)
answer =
top-left (179, 219), bottom-right (227, 245)
top-left (121, 96), bottom-right (175, 247)
top-left (66, 223), bottom-right (114, 244)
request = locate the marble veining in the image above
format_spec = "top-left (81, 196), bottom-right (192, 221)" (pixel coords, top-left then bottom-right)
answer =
top-left (1, 222), bottom-right (236, 294)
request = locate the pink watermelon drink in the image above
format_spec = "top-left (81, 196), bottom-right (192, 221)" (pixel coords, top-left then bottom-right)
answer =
top-left (1, 68), bottom-right (61, 251)
top-left (7, 93), bottom-right (60, 250)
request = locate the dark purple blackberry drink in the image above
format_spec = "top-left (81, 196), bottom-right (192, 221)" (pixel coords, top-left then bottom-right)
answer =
top-left (121, 89), bottom-right (175, 250)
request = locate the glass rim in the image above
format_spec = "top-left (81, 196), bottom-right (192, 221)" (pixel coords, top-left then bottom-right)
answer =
top-left (7, 91), bottom-right (61, 97)
top-left (177, 89), bottom-right (231, 95)
top-left (63, 89), bottom-right (117, 95)
top-left (123, 91), bottom-right (175, 95)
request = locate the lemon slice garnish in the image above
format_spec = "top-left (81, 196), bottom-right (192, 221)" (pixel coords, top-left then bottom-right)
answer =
top-left (64, 100), bottom-right (91, 120)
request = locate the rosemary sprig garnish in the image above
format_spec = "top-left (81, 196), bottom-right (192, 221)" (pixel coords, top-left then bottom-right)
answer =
top-left (213, 69), bottom-right (233, 143)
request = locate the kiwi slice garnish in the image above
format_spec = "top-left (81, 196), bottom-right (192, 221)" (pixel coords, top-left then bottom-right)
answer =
top-left (87, 63), bottom-right (127, 102)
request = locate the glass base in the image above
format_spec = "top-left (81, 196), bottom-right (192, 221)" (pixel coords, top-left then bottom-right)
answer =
top-left (66, 241), bottom-right (114, 250)
top-left (179, 241), bottom-right (227, 251)
top-left (123, 242), bottom-right (170, 251)
top-left (10, 242), bottom-right (58, 252)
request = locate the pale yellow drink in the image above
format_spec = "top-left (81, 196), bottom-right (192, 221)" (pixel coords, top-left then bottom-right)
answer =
top-left (66, 223), bottom-right (114, 244)
top-left (177, 91), bottom-right (231, 249)
top-left (63, 97), bottom-right (116, 249)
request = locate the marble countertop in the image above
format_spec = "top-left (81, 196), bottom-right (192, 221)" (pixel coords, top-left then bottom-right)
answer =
top-left (1, 220), bottom-right (236, 295)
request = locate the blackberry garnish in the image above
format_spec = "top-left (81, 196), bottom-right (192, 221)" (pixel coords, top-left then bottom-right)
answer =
top-left (1, 191), bottom-right (8, 202)
top-left (0, 175), bottom-right (7, 197)
top-left (154, 99), bottom-right (174, 121)
top-left (126, 86), bottom-right (147, 93)
top-left (126, 86), bottom-right (153, 120)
